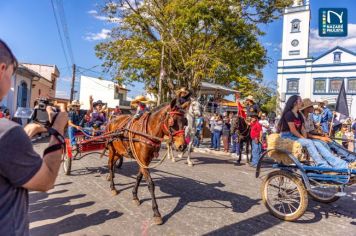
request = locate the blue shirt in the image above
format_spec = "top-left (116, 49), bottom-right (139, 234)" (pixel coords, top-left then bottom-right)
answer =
top-left (196, 117), bottom-right (204, 131)
top-left (68, 110), bottom-right (86, 126)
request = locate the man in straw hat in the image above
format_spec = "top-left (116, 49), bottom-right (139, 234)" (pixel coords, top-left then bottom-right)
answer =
top-left (131, 95), bottom-right (149, 119)
top-left (67, 98), bottom-right (92, 150)
top-left (175, 87), bottom-right (191, 105)
top-left (319, 100), bottom-right (333, 134)
top-left (245, 95), bottom-right (261, 118)
top-left (300, 98), bottom-right (356, 167)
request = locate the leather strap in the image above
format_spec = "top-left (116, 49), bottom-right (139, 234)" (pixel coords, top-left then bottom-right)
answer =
top-left (47, 127), bottom-right (65, 145)
top-left (43, 143), bottom-right (63, 156)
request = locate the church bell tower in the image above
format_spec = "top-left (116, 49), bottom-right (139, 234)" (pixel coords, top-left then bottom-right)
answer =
top-left (281, 0), bottom-right (310, 60)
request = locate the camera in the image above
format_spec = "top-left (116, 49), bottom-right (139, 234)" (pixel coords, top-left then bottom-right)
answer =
top-left (32, 98), bottom-right (58, 126)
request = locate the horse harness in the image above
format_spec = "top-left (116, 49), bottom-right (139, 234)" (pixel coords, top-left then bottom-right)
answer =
top-left (235, 117), bottom-right (250, 141)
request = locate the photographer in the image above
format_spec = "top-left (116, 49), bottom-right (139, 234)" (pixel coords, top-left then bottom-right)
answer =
top-left (0, 40), bottom-right (68, 235)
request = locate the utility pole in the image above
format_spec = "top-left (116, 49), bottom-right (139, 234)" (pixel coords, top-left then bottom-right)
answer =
top-left (70, 64), bottom-right (76, 102)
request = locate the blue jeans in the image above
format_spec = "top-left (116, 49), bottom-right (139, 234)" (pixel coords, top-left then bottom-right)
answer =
top-left (280, 132), bottom-right (331, 168)
top-left (328, 141), bottom-right (356, 162)
top-left (68, 126), bottom-right (92, 146)
top-left (210, 131), bottom-right (214, 148)
top-left (231, 134), bottom-right (240, 154)
top-left (193, 130), bottom-right (201, 147)
top-left (213, 130), bottom-right (221, 149)
top-left (251, 141), bottom-right (261, 166)
top-left (312, 140), bottom-right (348, 169)
top-left (321, 122), bottom-right (329, 134)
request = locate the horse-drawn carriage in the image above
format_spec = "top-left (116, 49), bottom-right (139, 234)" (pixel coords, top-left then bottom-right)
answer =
top-left (256, 134), bottom-right (356, 221)
top-left (62, 128), bottom-right (123, 175)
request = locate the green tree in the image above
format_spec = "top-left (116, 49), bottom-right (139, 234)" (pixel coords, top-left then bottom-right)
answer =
top-left (95, 0), bottom-right (292, 101)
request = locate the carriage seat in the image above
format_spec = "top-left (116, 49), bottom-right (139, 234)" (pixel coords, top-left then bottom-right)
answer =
top-left (266, 133), bottom-right (310, 165)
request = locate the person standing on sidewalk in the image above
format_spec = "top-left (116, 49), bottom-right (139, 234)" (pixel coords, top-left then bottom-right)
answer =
top-left (212, 114), bottom-right (223, 151)
top-left (222, 114), bottom-right (231, 152)
top-left (193, 115), bottom-right (204, 148)
top-left (0, 39), bottom-right (68, 235)
top-left (209, 113), bottom-right (216, 149)
top-left (250, 113), bottom-right (262, 167)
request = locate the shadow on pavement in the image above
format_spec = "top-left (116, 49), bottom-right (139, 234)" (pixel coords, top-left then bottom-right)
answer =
top-left (30, 209), bottom-right (122, 236)
top-left (29, 193), bottom-right (95, 224)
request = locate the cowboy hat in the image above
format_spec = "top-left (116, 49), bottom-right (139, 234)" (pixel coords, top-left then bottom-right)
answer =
top-left (300, 98), bottom-right (318, 111)
top-left (130, 95), bottom-right (149, 106)
top-left (246, 95), bottom-right (255, 103)
top-left (93, 100), bottom-right (105, 106)
top-left (68, 100), bottom-right (81, 107)
top-left (175, 87), bottom-right (189, 97)
top-left (319, 100), bottom-right (328, 105)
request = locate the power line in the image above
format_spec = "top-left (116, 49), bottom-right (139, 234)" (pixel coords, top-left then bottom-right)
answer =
top-left (50, 0), bottom-right (70, 69)
top-left (56, 0), bottom-right (75, 64)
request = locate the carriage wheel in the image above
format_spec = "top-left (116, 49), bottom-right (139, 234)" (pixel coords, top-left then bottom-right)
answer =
top-left (308, 180), bottom-right (340, 203)
top-left (62, 151), bottom-right (72, 175)
top-left (116, 157), bottom-right (123, 169)
top-left (261, 170), bottom-right (308, 221)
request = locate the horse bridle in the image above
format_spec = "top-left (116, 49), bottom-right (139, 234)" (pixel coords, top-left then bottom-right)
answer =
top-left (162, 108), bottom-right (186, 142)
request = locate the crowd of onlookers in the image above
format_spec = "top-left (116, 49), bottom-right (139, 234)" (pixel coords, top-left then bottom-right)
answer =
top-left (191, 97), bottom-right (356, 168)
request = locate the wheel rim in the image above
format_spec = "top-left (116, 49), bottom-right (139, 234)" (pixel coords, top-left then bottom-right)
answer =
top-left (266, 175), bottom-right (302, 216)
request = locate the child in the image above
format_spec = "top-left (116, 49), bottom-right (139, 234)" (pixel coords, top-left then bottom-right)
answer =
top-left (250, 113), bottom-right (262, 167)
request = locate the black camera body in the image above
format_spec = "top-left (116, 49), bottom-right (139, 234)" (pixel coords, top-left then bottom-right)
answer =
top-left (32, 98), bottom-right (58, 126)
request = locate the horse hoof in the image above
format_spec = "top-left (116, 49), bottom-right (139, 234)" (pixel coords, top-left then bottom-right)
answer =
top-left (106, 176), bottom-right (111, 181)
top-left (171, 159), bottom-right (176, 163)
top-left (153, 216), bottom-right (163, 225)
top-left (132, 199), bottom-right (141, 206)
top-left (111, 190), bottom-right (119, 196)
top-left (188, 162), bottom-right (194, 167)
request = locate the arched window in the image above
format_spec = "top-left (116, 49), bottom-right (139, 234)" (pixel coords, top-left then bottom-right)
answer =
top-left (291, 19), bottom-right (301, 33)
top-left (17, 81), bottom-right (28, 108)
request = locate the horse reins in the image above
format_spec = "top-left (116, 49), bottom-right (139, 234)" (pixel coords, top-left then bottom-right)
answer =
top-left (127, 107), bottom-right (185, 169)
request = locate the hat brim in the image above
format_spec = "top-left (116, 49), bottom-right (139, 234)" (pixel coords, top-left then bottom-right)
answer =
top-left (300, 102), bottom-right (318, 110)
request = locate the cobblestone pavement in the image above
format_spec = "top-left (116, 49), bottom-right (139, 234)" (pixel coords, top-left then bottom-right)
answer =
top-left (31, 141), bottom-right (356, 236)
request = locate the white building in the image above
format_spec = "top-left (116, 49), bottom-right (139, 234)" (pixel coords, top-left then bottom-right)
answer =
top-left (277, 0), bottom-right (356, 116)
top-left (79, 75), bottom-right (130, 110)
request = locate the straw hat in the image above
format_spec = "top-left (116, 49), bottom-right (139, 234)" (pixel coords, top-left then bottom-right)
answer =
top-left (246, 95), bottom-right (255, 103)
top-left (175, 87), bottom-right (189, 97)
top-left (130, 95), bottom-right (149, 106)
top-left (300, 98), bottom-right (318, 111)
top-left (68, 100), bottom-right (81, 107)
top-left (320, 100), bottom-right (328, 105)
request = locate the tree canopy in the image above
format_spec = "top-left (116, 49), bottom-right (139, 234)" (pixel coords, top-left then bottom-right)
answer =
top-left (95, 0), bottom-right (292, 101)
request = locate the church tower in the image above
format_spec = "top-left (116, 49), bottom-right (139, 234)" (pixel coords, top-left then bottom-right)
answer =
top-left (281, 0), bottom-right (310, 59)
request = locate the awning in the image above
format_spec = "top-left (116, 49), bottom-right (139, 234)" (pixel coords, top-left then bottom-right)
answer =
top-left (218, 98), bottom-right (237, 107)
top-left (200, 82), bottom-right (239, 95)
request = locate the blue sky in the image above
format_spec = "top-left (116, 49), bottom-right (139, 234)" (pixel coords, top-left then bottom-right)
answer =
top-left (1, 0), bottom-right (355, 99)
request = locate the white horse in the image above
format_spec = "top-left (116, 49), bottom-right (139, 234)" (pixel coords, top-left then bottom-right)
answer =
top-left (168, 97), bottom-right (203, 166)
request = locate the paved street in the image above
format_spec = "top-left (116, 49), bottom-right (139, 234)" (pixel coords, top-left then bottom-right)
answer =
top-left (31, 141), bottom-right (356, 236)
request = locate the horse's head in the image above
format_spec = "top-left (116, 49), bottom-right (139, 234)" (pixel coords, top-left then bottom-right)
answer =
top-left (162, 98), bottom-right (188, 152)
top-left (188, 97), bottom-right (203, 117)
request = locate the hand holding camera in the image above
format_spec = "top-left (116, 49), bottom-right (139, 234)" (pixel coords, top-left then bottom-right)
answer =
top-left (24, 103), bottom-right (68, 138)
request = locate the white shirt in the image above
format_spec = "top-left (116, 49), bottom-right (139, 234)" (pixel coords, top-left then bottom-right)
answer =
top-left (259, 119), bottom-right (269, 133)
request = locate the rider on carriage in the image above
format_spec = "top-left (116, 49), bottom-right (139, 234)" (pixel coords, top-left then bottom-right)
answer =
top-left (67, 99), bottom-right (91, 150)
top-left (131, 95), bottom-right (150, 119)
top-left (276, 95), bottom-right (355, 169)
top-left (89, 99), bottom-right (107, 128)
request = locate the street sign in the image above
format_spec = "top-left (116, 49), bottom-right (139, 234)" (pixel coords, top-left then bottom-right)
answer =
top-left (319, 8), bottom-right (347, 37)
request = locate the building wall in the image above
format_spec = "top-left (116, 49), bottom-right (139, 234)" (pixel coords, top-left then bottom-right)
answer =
top-left (30, 79), bottom-right (53, 107)
top-left (0, 73), bottom-right (32, 116)
top-left (79, 76), bottom-right (128, 109)
top-left (22, 63), bottom-right (59, 96)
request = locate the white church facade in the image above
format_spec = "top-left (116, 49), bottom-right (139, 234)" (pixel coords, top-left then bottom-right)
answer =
top-left (277, 0), bottom-right (356, 116)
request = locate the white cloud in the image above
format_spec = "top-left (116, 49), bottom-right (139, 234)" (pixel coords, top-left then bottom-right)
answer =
top-left (88, 9), bottom-right (121, 23)
top-left (265, 42), bottom-right (273, 47)
top-left (309, 23), bottom-right (356, 53)
top-left (84, 29), bottom-right (111, 41)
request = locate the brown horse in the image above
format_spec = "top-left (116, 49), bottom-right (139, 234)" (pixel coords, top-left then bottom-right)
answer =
top-left (106, 98), bottom-right (188, 225)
